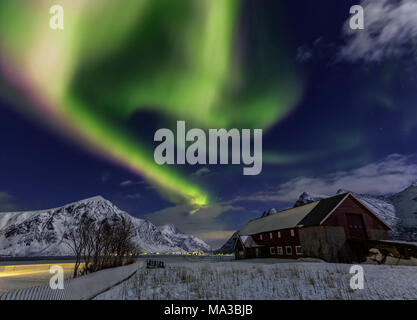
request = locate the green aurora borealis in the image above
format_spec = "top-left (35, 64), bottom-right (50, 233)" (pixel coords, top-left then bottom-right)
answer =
top-left (0, 0), bottom-right (301, 211)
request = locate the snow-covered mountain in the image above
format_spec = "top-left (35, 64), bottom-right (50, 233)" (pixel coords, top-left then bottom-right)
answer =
top-left (213, 231), bottom-right (238, 255)
top-left (386, 184), bottom-right (417, 241)
top-left (0, 196), bottom-right (211, 257)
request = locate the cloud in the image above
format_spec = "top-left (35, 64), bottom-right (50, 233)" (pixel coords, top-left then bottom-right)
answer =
top-left (145, 203), bottom-right (245, 249)
top-left (233, 154), bottom-right (417, 203)
top-left (0, 192), bottom-right (18, 212)
top-left (340, 0), bottom-right (417, 62)
top-left (120, 180), bottom-right (143, 187)
top-left (191, 167), bottom-right (212, 177)
top-left (125, 193), bottom-right (142, 200)
top-left (296, 45), bottom-right (313, 63)
top-left (295, 38), bottom-right (338, 65)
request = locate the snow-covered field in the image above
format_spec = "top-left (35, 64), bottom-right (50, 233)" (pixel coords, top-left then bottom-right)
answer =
top-left (95, 260), bottom-right (417, 300)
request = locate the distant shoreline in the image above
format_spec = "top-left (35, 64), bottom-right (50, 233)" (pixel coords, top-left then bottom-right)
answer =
top-left (0, 254), bottom-right (232, 264)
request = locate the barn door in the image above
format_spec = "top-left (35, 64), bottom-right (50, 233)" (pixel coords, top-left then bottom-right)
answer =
top-left (346, 213), bottom-right (367, 240)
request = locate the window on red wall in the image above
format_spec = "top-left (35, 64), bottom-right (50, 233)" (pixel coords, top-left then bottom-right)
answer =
top-left (260, 234), bottom-right (263, 241)
top-left (277, 247), bottom-right (283, 255)
top-left (278, 231), bottom-right (281, 238)
top-left (290, 229), bottom-right (294, 237)
top-left (270, 247), bottom-right (275, 255)
top-left (269, 232), bottom-right (273, 239)
top-left (285, 246), bottom-right (292, 255)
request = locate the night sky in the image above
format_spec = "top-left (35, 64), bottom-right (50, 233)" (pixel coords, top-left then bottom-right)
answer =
top-left (1, 0), bottom-right (417, 248)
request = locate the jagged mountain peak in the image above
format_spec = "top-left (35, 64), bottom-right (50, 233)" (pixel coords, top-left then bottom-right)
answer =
top-left (1, 195), bottom-right (116, 216)
top-left (405, 182), bottom-right (417, 190)
top-left (261, 208), bottom-right (277, 217)
top-left (293, 191), bottom-right (328, 208)
top-left (76, 195), bottom-right (107, 203)
top-left (386, 183), bottom-right (417, 240)
top-left (62, 195), bottom-right (119, 210)
top-left (214, 231), bottom-right (239, 254)
top-left (336, 189), bottom-right (351, 194)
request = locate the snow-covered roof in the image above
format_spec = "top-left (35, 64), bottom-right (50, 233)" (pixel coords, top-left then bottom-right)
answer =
top-left (239, 201), bottom-right (320, 236)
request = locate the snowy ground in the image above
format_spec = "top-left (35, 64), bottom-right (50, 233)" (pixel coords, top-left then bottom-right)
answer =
top-left (0, 256), bottom-right (232, 294)
top-left (0, 262), bottom-right (75, 294)
top-left (95, 260), bottom-right (417, 300)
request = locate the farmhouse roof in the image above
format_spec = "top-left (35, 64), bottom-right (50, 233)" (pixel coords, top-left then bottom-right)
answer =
top-left (297, 193), bottom-right (347, 226)
top-left (239, 193), bottom-right (350, 236)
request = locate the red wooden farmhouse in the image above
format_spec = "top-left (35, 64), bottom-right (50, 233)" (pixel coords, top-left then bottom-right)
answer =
top-left (235, 192), bottom-right (391, 262)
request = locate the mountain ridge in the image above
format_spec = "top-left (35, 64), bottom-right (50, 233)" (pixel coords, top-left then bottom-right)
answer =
top-left (0, 196), bottom-right (211, 256)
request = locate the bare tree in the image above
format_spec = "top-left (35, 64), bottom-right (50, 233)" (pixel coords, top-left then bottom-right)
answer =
top-left (67, 215), bottom-right (139, 277)
top-left (91, 222), bottom-right (106, 273)
top-left (79, 218), bottom-right (94, 275)
top-left (112, 217), bottom-right (136, 267)
top-left (65, 228), bottom-right (84, 278)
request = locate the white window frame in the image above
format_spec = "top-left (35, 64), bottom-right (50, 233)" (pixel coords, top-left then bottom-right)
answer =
top-left (277, 247), bottom-right (283, 255)
top-left (259, 234), bottom-right (263, 240)
top-left (295, 246), bottom-right (303, 255)
top-left (269, 232), bottom-right (273, 239)
top-left (278, 231), bottom-right (281, 238)
top-left (270, 247), bottom-right (275, 255)
top-left (285, 246), bottom-right (292, 255)
top-left (290, 229), bottom-right (295, 237)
